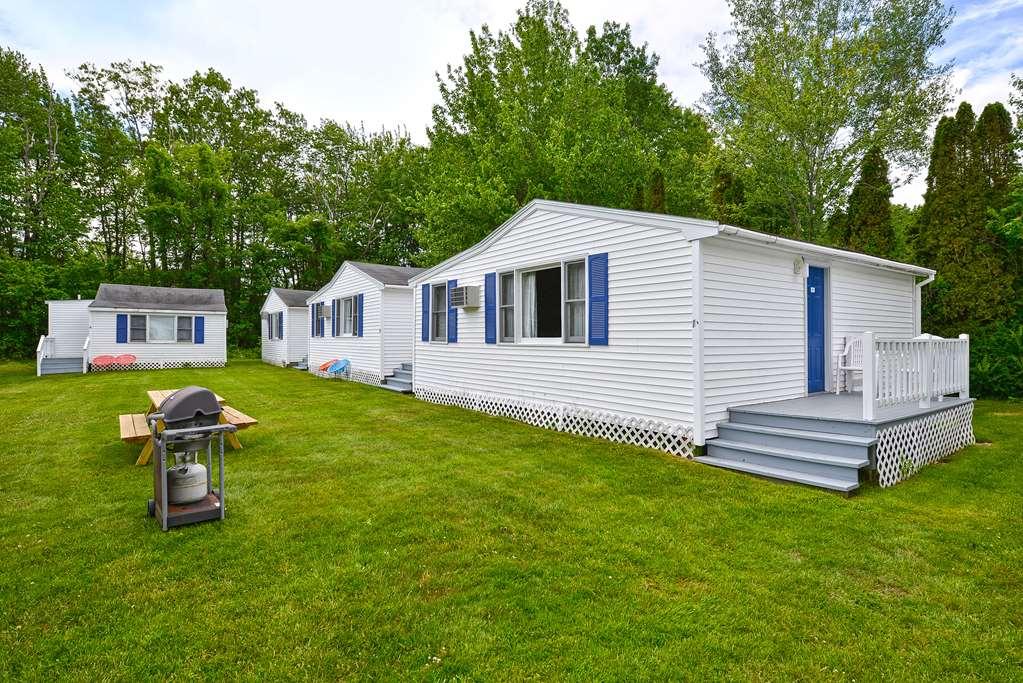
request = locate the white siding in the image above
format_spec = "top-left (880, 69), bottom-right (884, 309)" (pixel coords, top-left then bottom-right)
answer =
top-left (260, 290), bottom-right (288, 366)
top-left (701, 237), bottom-right (806, 439)
top-left (380, 287), bottom-right (415, 372)
top-left (307, 267), bottom-right (383, 378)
top-left (287, 307), bottom-right (310, 364)
top-left (47, 299), bottom-right (92, 357)
top-left (260, 291), bottom-right (309, 366)
top-left (88, 309), bottom-right (227, 363)
top-left (830, 261), bottom-right (916, 389)
top-left (412, 209), bottom-right (695, 425)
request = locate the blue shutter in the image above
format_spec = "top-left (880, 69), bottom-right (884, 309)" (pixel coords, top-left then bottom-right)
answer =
top-left (421, 283), bottom-right (430, 342)
top-left (318, 303), bottom-right (325, 337)
top-left (447, 279), bottom-right (457, 343)
top-left (357, 293), bottom-right (364, 337)
top-left (267, 314), bottom-right (272, 340)
top-left (331, 299), bottom-right (337, 337)
top-left (484, 272), bottom-right (496, 344)
top-left (311, 305), bottom-right (316, 336)
top-left (279, 311), bottom-right (284, 339)
top-left (116, 314), bottom-right (127, 343)
top-left (588, 253), bottom-right (608, 346)
top-left (194, 316), bottom-right (205, 344)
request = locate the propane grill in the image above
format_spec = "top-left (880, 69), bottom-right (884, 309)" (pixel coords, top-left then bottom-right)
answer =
top-left (147, 386), bottom-right (236, 530)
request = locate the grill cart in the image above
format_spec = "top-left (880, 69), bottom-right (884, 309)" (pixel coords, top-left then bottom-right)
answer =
top-left (146, 386), bottom-right (236, 531)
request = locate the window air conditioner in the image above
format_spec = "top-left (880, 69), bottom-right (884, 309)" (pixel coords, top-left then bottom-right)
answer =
top-left (450, 285), bottom-right (480, 308)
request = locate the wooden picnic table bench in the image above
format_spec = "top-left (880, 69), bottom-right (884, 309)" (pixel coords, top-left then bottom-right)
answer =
top-left (119, 389), bottom-right (258, 466)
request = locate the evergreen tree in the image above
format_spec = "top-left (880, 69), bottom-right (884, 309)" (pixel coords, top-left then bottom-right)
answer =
top-left (975, 102), bottom-right (1020, 210)
top-left (841, 147), bottom-right (895, 257)
top-left (917, 102), bottom-right (1013, 337)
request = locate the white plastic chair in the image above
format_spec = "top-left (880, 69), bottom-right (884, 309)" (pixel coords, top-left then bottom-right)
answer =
top-left (835, 336), bottom-right (863, 395)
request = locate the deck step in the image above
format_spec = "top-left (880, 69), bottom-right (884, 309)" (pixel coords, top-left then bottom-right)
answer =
top-left (391, 368), bottom-right (412, 381)
top-left (379, 382), bottom-right (412, 393)
top-left (40, 357), bottom-right (83, 375)
top-left (695, 456), bottom-right (859, 493)
top-left (703, 436), bottom-right (868, 489)
top-left (728, 407), bottom-right (878, 437)
top-left (400, 362), bottom-right (412, 371)
top-left (383, 378), bottom-right (412, 391)
top-left (716, 421), bottom-right (875, 458)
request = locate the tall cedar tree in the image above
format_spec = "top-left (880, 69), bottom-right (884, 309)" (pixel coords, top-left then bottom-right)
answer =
top-left (916, 102), bottom-right (1015, 337)
top-left (841, 147), bottom-right (895, 258)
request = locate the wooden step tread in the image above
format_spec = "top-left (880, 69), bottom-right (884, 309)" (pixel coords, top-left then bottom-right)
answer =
top-left (708, 439), bottom-right (869, 469)
top-left (695, 456), bottom-right (859, 493)
top-left (717, 421), bottom-right (877, 447)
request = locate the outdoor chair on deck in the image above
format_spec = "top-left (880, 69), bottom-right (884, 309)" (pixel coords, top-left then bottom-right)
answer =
top-left (835, 336), bottom-right (864, 395)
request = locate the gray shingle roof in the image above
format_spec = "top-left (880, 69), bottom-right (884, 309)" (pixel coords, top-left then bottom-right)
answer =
top-left (89, 284), bottom-right (227, 312)
top-left (348, 261), bottom-right (426, 286)
top-left (272, 287), bottom-right (316, 307)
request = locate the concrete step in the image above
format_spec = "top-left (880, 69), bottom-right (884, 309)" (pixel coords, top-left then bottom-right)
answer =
top-left (706, 439), bottom-right (867, 485)
top-left (728, 406), bottom-right (878, 438)
top-left (716, 421), bottom-right (875, 458)
top-left (695, 455), bottom-right (860, 494)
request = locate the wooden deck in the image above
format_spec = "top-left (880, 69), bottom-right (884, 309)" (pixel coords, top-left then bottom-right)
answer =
top-left (731, 392), bottom-right (974, 426)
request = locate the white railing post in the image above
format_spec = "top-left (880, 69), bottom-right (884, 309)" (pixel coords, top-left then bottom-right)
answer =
top-left (82, 335), bottom-right (90, 374)
top-left (36, 335), bottom-right (46, 377)
top-left (919, 333), bottom-right (933, 409)
top-left (862, 331), bottom-right (875, 420)
top-left (959, 333), bottom-right (969, 398)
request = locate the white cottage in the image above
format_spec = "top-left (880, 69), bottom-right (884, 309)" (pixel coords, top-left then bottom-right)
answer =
top-left (409, 200), bottom-right (974, 492)
top-left (306, 261), bottom-right (424, 390)
top-left (260, 287), bottom-right (314, 367)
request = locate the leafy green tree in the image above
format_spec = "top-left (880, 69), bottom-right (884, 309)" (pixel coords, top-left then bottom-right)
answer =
top-left (839, 147), bottom-right (895, 257)
top-left (700, 0), bottom-right (954, 241)
top-left (421, 0), bottom-right (708, 263)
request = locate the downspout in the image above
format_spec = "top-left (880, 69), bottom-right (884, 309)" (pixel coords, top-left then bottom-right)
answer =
top-left (692, 239), bottom-right (705, 448)
top-left (914, 273), bottom-right (935, 335)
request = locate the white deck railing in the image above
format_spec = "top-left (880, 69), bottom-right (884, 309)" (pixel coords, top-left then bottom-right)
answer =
top-left (862, 332), bottom-right (969, 420)
top-left (36, 335), bottom-right (52, 377)
top-left (82, 335), bottom-right (90, 374)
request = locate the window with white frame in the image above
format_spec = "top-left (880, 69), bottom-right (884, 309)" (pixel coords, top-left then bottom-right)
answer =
top-left (342, 296), bottom-right (357, 335)
top-left (564, 260), bottom-right (585, 343)
top-left (499, 272), bottom-right (515, 342)
top-left (177, 316), bottom-right (193, 342)
top-left (148, 315), bottom-right (176, 342)
top-left (273, 312), bottom-right (283, 339)
top-left (130, 315), bottom-right (146, 342)
top-left (519, 259), bottom-right (585, 343)
top-left (430, 283), bottom-right (447, 341)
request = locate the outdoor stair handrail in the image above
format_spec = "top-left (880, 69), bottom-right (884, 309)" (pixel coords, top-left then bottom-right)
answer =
top-left (861, 332), bottom-right (969, 420)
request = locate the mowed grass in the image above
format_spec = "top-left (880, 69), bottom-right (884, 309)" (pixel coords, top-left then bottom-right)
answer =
top-left (0, 360), bottom-right (1020, 680)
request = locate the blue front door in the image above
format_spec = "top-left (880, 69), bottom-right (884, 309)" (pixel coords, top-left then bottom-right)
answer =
top-left (807, 266), bottom-right (826, 393)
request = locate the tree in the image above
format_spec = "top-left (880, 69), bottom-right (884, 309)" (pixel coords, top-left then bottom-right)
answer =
top-left (840, 147), bottom-right (895, 257)
top-left (916, 102), bottom-right (1013, 337)
top-left (699, 0), bottom-right (954, 241)
top-left (421, 0), bottom-right (709, 263)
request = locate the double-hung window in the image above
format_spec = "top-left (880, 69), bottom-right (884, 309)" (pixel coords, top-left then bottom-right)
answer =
top-left (177, 316), bottom-right (193, 342)
top-left (129, 315), bottom-right (147, 342)
top-left (499, 272), bottom-right (515, 342)
top-left (342, 296), bottom-right (357, 336)
top-left (564, 260), bottom-right (585, 343)
top-left (430, 283), bottom-right (447, 341)
top-left (273, 312), bottom-right (283, 339)
top-left (518, 259), bottom-right (585, 343)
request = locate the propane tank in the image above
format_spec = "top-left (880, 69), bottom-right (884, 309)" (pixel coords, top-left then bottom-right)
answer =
top-left (167, 460), bottom-right (208, 504)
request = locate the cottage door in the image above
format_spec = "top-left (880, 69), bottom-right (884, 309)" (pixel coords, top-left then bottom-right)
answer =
top-left (806, 266), bottom-right (827, 393)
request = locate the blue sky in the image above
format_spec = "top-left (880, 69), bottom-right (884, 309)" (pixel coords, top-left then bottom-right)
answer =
top-left (1, 0), bottom-right (1020, 204)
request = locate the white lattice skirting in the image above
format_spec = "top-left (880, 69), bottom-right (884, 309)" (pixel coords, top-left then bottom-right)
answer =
top-left (313, 367), bottom-right (381, 387)
top-left (89, 359), bottom-right (226, 372)
top-left (874, 402), bottom-right (975, 487)
top-left (415, 385), bottom-right (695, 458)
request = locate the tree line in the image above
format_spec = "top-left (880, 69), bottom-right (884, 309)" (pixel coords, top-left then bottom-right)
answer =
top-left (1, 0), bottom-right (1020, 396)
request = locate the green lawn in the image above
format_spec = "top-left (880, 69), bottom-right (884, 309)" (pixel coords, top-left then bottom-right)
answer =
top-left (1, 360), bottom-right (1020, 679)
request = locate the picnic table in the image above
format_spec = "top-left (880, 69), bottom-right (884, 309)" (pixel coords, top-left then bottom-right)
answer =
top-left (119, 388), bottom-right (257, 465)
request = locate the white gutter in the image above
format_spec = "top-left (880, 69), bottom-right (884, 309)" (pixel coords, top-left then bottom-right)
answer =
top-left (716, 225), bottom-right (935, 278)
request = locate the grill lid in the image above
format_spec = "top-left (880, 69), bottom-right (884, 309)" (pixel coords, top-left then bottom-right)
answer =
top-left (159, 385), bottom-right (221, 428)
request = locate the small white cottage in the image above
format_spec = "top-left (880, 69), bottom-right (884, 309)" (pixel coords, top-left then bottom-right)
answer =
top-left (409, 200), bottom-right (974, 492)
top-left (306, 261), bottom-right (424, 390)
top-left (260, 287), bottom-right (314, 367)
top-left (39, 283), bottom-right (228, 374)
